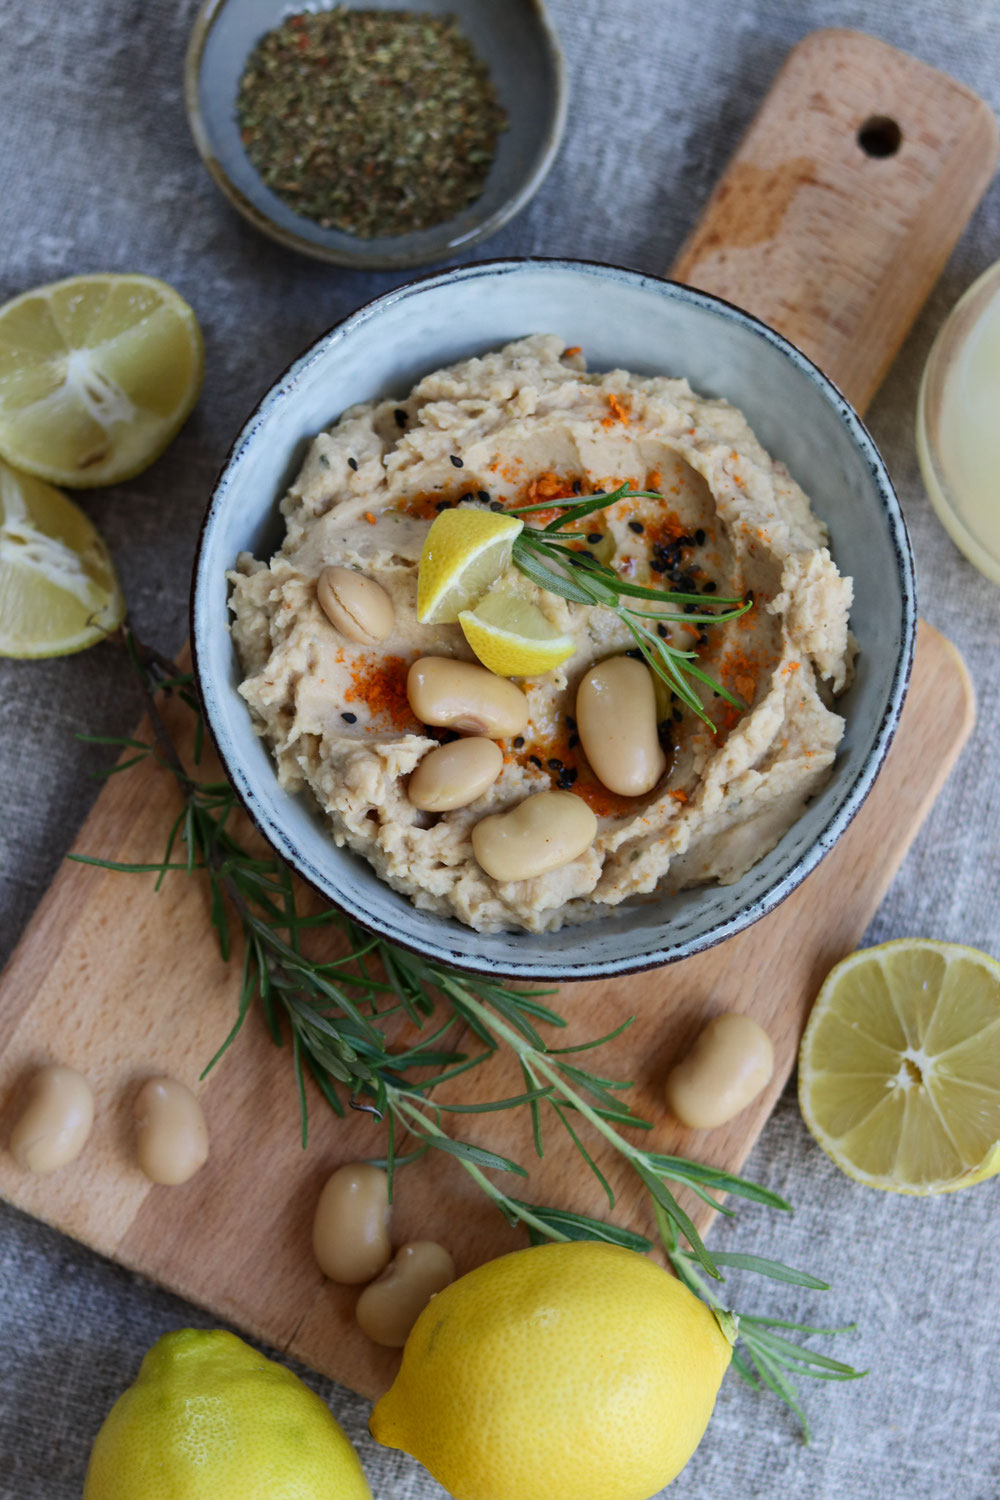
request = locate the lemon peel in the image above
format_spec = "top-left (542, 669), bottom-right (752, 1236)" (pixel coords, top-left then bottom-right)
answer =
top-left (459, 587), bottom-right (575, 676)
top-left (416, 504), bottom-right (522, 623)
top-left (370, 1241), bottom-right (731, 1500)
top-left (83, 1328), bottom-right (372, 1500)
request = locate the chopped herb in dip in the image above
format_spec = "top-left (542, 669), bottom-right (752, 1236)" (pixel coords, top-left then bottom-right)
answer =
top-left (236, 7), bottom-right (507, 238)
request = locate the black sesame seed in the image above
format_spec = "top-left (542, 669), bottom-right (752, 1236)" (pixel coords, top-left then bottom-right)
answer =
top-left (547, 757), bottom-right (563, 771)
top-left (672, 707), bottom-right (683, 723)
top-left (676, 534), bottom-right (693, 547)
top-left (394, 408), bottom-right (407, 428)
top-left (695, 528), bottom-right (706, 545)
top-left (450, 454), bottom-right (464, 468)
top-left (657, 623), bottom-right (669, 639)
top-left (529, 755), bottom-right (542, 768)
top-left (477, 489), bottom-right (491, 503)
top-left (625, 649), bottom-right (642, 659)
top-left (347, 457), bottom-right (358, 472)
top-left (341, 712), bottom-right (358, 724)
top-left (489, 501), bottom-right (504, 512)
top-left (459, 491), bottom-right (474, 503)
top-left (572, 479), bottom-right (583, 494)
top-left (435, 499), bottom-right (453, 511)
top-left (565, 714), bottom-right (576, 729)
top-left (557, 767), bottom-right (578, 789)
top-left (513, 735), bottom-right (525, 748)
top-left (684, 603), bottom-right (698, 614)
top-left (568, 734), bottom-right (579, 749)
top-left (745, 590), bottom-right (755, 605)
top-left (703, 580), bottom-right (718, 593)
top-left (650, 558), bottom-right (668, 573)
top-left (587, 532), bottom-right (602, 544)
top-left (628, 520), bottom-right (644, 534)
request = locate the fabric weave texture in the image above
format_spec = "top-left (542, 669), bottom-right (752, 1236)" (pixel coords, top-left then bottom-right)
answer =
top-left (1, 1), bottom-right (998, 1496)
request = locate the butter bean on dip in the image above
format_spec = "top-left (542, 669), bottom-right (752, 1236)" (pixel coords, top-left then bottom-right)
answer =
top-left (230, 335), bottom-right (853, 934)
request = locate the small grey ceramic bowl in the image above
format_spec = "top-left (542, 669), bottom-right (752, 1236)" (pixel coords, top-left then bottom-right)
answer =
top-left (184, 0), bottom-right (567, 269)
top-left (192, 259), bottom-right (916, 981)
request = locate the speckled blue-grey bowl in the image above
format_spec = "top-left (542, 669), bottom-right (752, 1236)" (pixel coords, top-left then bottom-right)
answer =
top-left (184, 0), bottom-right (567, 269)
top-left (191, 259), bottom-right (916, 980)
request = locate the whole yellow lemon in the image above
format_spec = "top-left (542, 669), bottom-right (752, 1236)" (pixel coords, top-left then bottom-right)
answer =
top-left (370, 1241), bottom-right (732, 1500)
top-left (83, 1329), bottom-right (372, 1500)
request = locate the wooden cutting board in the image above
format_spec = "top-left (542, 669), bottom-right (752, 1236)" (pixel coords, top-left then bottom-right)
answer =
top-left (0, 30), bottom-right (992, 1401)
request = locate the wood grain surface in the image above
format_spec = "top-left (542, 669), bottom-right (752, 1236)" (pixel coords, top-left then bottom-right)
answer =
top-left (0, 29), bottom-right (990, 1399)
top-left (673, 29), bottom-right (999, 410)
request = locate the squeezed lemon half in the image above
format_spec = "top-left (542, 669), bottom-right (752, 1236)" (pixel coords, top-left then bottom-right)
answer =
top-left (0, 459), bottom-right (124, 657)
top-left (799, 939), bottom-right (1000, 1194)
top-left (0, 273), bottom-right (204, 487)
top-left (416, 505), bottom-right (523, 623)
top-left (459, 588), bottom-right (575, 676)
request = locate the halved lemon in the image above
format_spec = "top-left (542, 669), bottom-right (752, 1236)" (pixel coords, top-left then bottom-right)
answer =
top-left (0, 459), bottom-right (125, 657)
top-left (459, 589), bottom-right (575, 677)
top-left (416, 506), bottom-right (523, 624)
top-left (799, 939), bottom-right (1000, 1195)
top-left (0, 273), bottom-right (204, 488)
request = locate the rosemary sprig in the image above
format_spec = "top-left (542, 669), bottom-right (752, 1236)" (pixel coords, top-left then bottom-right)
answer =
top-left (508, 484), bottom-right (753, 726)
top-left (72, 626), bottom-right (863, 1431)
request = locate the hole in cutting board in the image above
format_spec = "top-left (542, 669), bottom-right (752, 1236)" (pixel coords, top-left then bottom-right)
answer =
top-left (857, 116), bottom-right (902, 158)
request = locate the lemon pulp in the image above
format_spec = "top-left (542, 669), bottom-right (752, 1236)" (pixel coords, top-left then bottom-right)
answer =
top-left (0, 273), bottom-right (204, 487)
top-left (799, 939), bottom-right (1000, 1194)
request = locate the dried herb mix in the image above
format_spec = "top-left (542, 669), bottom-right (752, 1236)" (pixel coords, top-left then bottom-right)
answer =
top-left (236, 7), bottom-right (507, 239)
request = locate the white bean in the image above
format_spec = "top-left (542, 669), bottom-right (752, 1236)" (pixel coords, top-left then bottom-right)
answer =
top-left (407, 657), bottom-right (529, 737)
top-left (472, 791), bottom-right (597, 882)
top-left (576, 655), bottom-right (666, 796)
top-left (408, 737), bottom-right (503, 812)
top-left (133, 1078), bottom-right (209, 1186)
top-left (664, 1013), bottom-right (775, 1130)
top-left (312, 1163), bottom-right (391, 1284)
top-left (355, 1241), bottom-right (456, 1347)
top-left (9, 1065), bottom-right (94, 1175)
top-left (317, 567), bottom-right (394, 645)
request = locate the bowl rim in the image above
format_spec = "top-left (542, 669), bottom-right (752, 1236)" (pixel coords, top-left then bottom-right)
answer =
top-left (190, 255), bottom-right (917, 981)
top-left (183, 0), bottom-right (569, 270)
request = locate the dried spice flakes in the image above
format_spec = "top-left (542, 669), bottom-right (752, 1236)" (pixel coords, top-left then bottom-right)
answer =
top-left (237, 7), bottom-right (507, 239)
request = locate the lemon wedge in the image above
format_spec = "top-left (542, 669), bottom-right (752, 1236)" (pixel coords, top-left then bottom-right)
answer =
top-left (0, 274), bottom-right (204, 488)
top-left (0, 458), bottom-right (125, 657)
top-left (799, 939), bottom-right (1000, 1195)
top-left (459, 589), bottom-right (575, 677)
top-left (416, 505), bottom-right (523, 624)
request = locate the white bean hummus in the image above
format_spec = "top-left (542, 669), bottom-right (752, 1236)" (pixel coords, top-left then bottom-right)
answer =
top-left (229, 336), bottom-right (853, 933)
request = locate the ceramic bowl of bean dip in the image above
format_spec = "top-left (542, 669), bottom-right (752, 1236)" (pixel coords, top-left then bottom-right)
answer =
top-left (192, 260), bottom-right (916, 980)
top-left (184, 0), bottom-right (567, 268)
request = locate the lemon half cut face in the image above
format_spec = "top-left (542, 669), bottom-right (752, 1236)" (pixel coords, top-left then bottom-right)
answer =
top-left (0, 273), bottom-right (203, 488)
top-left (799, 939), bottom-right (1000, 1194)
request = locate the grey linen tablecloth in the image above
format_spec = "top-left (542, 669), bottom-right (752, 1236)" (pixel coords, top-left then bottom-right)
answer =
top-left (1, 0), bottom-right (999, 1495)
